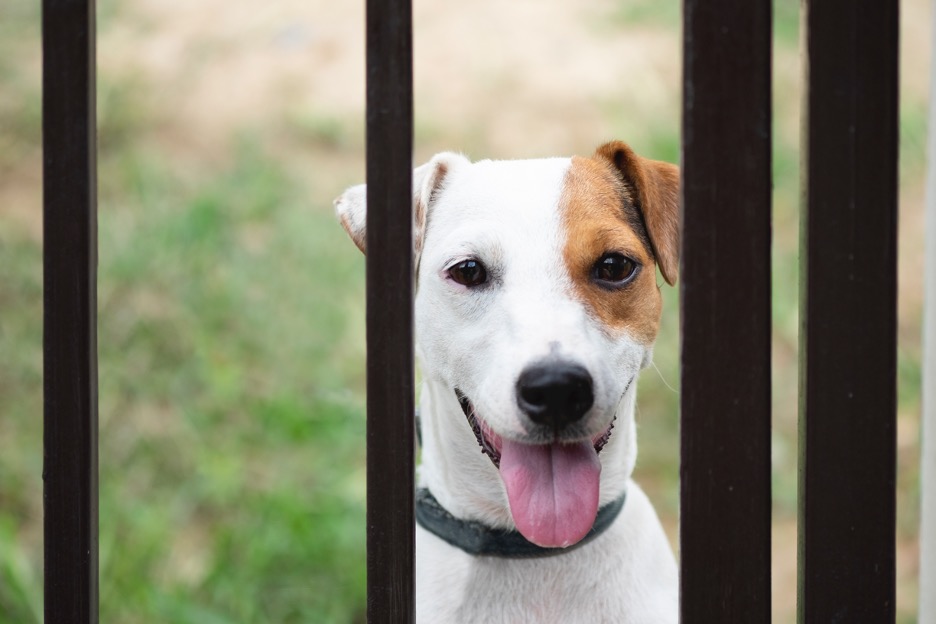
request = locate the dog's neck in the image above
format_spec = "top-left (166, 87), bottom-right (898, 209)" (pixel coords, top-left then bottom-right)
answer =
top-left (416, 376), bottom-right (638, 530)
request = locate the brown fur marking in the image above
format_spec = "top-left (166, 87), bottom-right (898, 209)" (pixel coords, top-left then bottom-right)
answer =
top-left (593, 141), bottom-right (680, 285)
top-left (560, 155), bottom-right (663, 344)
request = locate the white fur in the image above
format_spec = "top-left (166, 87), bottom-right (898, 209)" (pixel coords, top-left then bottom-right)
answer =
top-left (335, 153), bottom-right (678, 623)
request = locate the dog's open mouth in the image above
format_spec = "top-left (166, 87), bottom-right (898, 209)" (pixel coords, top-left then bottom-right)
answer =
top-left (455, 388), bottom-right (616, 549)
top-left (456, 389), bottom-right (505, 468)
top-left (455, 389), bottom-right (615, 469)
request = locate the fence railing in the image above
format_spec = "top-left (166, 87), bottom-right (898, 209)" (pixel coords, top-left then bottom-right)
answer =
top-left (680, 1), bottom-right (773, 620)
top-left (798, 1), bottom-right (899, 620)
top-left (41, 0), bottom-right (902, 622)
top-left (42, 0), bottom-right (99, 622)
top-left (365, 0), bottom-right (416, 619)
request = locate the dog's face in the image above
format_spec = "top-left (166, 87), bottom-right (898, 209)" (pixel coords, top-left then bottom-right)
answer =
top-left (336, 141), bottom-right (679, 548)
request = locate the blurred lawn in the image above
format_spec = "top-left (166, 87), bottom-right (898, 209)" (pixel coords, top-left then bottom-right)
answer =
top-left (0, 0), bottom-right (928, 621)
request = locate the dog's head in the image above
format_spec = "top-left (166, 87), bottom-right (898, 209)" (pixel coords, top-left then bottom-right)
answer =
top-left (336, 141), bottom-right (679, 548)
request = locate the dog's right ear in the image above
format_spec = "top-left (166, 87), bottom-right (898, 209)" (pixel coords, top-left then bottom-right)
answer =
top-left (334, 152), bottom-right (469, 256)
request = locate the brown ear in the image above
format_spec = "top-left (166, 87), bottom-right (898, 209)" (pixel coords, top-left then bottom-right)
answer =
top-left (594, 141), bottom-right (680, 285)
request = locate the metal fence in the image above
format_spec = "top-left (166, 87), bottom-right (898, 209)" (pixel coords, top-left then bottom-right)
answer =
top-left (42, 0), bottom-right (900, 622)
top-left (680, 1), bottom-right (773, 619)
top-left (43, 1), bottom-right (99, 622)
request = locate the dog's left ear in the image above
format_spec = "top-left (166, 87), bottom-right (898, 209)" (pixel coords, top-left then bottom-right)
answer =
top-left (333, 152), bottom-right (468, 258)
top-left (595, 141), bottom-right (680, 285)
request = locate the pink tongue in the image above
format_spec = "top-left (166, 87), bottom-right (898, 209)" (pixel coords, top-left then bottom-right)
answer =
top-left (499, 439), bottom-right (601, 548)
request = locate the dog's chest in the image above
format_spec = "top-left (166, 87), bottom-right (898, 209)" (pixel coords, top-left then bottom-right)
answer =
top-left (415, 523), bottom-right (676, 624)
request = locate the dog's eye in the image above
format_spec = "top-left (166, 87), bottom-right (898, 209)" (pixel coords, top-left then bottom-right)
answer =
top-left (448, 259), bottom-right (488, 287)
top-left (592, 253), bottom-right (639, 286)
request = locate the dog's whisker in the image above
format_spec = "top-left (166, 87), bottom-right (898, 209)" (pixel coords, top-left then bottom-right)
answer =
top-left (651, 360), bottom-right (678, 394)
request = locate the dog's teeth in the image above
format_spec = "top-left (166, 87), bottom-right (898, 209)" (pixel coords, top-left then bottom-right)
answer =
top-left (593, 416), bottom-right (617, 453)
top-left (455, 389), bottom-right (501, 468)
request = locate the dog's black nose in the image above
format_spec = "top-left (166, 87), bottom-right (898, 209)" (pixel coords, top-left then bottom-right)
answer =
top-left (516, 363), bottom-right (594, 429)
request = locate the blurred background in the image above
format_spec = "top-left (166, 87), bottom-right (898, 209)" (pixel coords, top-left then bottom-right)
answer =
top-left (0, 0), bottom-right (929, 621)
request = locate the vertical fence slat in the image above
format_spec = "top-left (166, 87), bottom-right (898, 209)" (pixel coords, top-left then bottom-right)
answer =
top-left (680, 1), bottom-right (772, 621)
top-left (42, 0), bottom-right (99, 622)
top-left (365, 0), bottom-right (415, 620)
top-left (798, 1), bottom-right (899, 621)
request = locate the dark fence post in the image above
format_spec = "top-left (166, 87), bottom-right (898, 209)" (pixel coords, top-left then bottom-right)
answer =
top-left (365, 0), bottom-right (415, 621)
top-left (798, 1), bottom-right (899, 621)
top-left (680, 1), bottom-right (773, 621)
top-left (42, 0), bottom-right (99, 622)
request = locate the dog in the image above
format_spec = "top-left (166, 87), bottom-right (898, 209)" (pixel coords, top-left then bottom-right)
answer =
top-left (335, 141), bottom-right (679, 623)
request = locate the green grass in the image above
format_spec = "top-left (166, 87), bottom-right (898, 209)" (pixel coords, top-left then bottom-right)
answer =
top-left (2, 135), bottom-right (370, 622)
top-left (0, 234), bottom-right (43, 624)
top-left (96, 143), bottom-right (368, 623)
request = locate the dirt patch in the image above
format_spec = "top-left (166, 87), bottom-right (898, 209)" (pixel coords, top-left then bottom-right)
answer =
top-left (97, 0), bottom-right (679, 161)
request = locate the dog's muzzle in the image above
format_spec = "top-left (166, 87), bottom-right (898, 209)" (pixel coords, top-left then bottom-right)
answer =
top-left (455, 383), bottom-right (616, 471)
top-left (454, 381), bottom-right (617, 549)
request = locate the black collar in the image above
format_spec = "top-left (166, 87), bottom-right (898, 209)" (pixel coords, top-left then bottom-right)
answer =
top-left (415, 487), bottom-right (626, 559)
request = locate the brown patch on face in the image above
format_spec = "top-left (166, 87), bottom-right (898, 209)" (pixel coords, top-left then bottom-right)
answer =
top-left (594, 141), bottom-right (680, 285)
top-left (561, 155), bottom-right (663, 344)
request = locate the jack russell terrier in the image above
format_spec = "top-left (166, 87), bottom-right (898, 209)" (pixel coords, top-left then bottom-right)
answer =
top-left (335, 141), bottom-right (679, 623)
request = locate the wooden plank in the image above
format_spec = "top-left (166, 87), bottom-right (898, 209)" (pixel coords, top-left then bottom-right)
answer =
top-left (680, 1), bottom-right (773, 621)
top-left (365, 0), bottom-right (415, 620)
top-left (798, 1), bottom-right (899, 621)
top-left (42, 0), bottom-right (99, 622)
